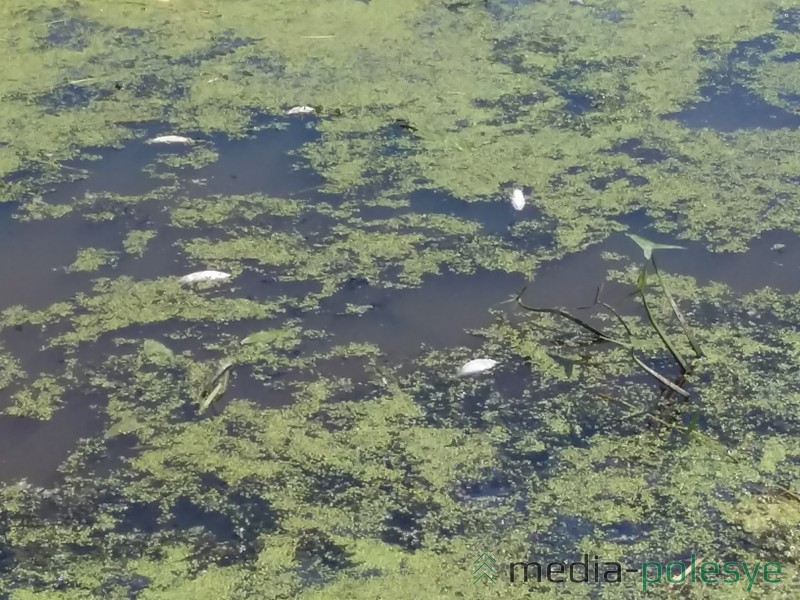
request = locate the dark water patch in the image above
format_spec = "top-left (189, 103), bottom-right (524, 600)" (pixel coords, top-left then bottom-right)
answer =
top-left (99, 573), bottom-right (151, 599)
top-left (0, 391), bottom-right (102, 485)
top-left (41, 15), bottom-right (99, 50)
top-left (1, 166), bottom-right (51, 192)
top-left (192, 121), bottom-right (324, 199)
top-left (774, 52), bottom-right (800, 63)
top-left (775, 7), bottom-right (800, 34)
top-left (743, 407), bottom-right (800, 438)
top-left (146, 497), bottom-right (267, 571)
top-left (0, 211), bottom-right (143, 311)
top-left (54, 129), bottom-right (182, 198)
top-left (38, 25), bottom-right (142, 107)
top-left (38, 83), bottom-right (116, 112)
top-left (213, 364), bottom-right (295, 412)
top-left (704, 34), bottom-right (781, 90)
top-left (589, 168), bottom-right (648, 191)
top-left (604, 520), bottom-right (651, 544)
top-left (201, 268), bottom-right (319, 310)
top-left (311, 270), bottom-right (523, 359)
top-left (355, 203), bottom-right (407, 220)
top-left (225, 489), bottom-right (278, 537)
top-left (233, 350), bottom-right (399, 410)
top-left (0, 201), bottom-right (17, 234)
top-left (303, 356), bottom-right (383, 393)
top-left (378, 119), bottom-right (421, 156)
top-left (0, 332), bottom-right (71, 397)
top-left (727, 34), bottom-right (779, 66)
top-left (779, 91), bottom-right (800, 111)
top-left (407, 188), bottom-right (530, 237)
top-left (488, 356), bottom-right (550, 401)
top-left (474, 92), bottom-right (546, 124)
top-left (520, 235), bottom-right (638, 314)
top-left (117, 502), bottom-right (161, 535)
top-left (243, 53), bottom-right (287, 77)
top-left (456, 468), bottom-right (515, 503)
top-left (169, 496), bottom-right (236, 540)
top-left (562, 89), bottom-right (596, 115)
top-left (381, 506), bottom-right (426, 551)
top-left (489, 33), bottom-right (558, 75)
top-left (444, 1), bottom-right (473, 13)
top-left (51, 117), bottom-right (319, 206)
top-left (295, 529), bottom-right (354, 585)
top-left (665, 84), bottom-right (800, 131)
top-left (679, 229), bottom-right (800, 294)
top-left (614, 207), bottom-right (650, 229)
top-left (129, 73), bottom-right (188, 103)
top-left (534, 516), bottom-right (596, 553)
top-left (308, 469), bottom-right (363, 508)
top-left (558, 228), bottom-right (800, 298)
top-left (607, 138), bottom-right (670, 164)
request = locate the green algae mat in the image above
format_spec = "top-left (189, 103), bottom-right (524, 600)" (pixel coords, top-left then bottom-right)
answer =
top-left (2, 0), bottom-right (800, 598)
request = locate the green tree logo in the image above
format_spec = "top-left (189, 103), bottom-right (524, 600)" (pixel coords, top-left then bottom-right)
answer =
top-left (472, 552), bottom-right (498, 585)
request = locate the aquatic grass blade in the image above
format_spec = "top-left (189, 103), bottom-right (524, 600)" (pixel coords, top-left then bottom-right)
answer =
top-left (594, 289), bottom-right (689, 396)
top-left (684, 411), bottom-right (701, 440)
top-left (652, 255), bottom-right (703, 359)
top-left (630, 353), bottom-right (690, 397)
top-left (637, 266), bottom-right (690, 373)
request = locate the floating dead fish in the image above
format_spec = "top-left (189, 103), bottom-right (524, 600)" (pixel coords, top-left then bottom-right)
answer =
top-left (510, 188), bottom-right (526, 211)
top-left (178, 270), bottom-right (231, 284)
top-left (146, 135), bottom-right (195, 145)
top-left (457, 358), bottom-right (499, 377)
top-left (286, 105), bottom-right (316, 115)
top-left (198, 359), bottom-right (235, 413)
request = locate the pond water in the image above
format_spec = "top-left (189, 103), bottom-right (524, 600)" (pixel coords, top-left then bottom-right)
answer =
top-left (2, 2), bottom-right (800, 599)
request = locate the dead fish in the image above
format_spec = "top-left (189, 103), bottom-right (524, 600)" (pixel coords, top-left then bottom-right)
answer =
top-left (178, 270), bottom-right (231, 284)
top-left (198, 360), bottom-right (235, 413)
top-left (286, 105), bottom-right (316, 115)
top-left (146, 135), bottom-right (195, 145)
top-left (207, 359), bottom-right (235, 390)
top-left (510, 188), bottom-right (526, 211)
top-left (457, 358), bottom-right (499, 377)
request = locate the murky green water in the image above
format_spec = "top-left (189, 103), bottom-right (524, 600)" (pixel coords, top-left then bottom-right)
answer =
top-left (2, 1), bottom-right (800, 598)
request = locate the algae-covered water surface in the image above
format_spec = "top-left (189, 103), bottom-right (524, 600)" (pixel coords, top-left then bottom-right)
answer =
top-left (2, 0), bottom-right (800, 598)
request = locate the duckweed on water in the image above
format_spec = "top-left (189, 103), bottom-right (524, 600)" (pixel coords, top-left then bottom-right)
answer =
top-left (0, 1), bottom-right (796, 251)
top-left (67, 247), bottom-right (118, 273)
top-left (0, 343), bottom-right (25, 390)
top-left (3, 0), bottom-right (800, 598)
top-left (6, 374), bottom-right (64, 420)
top-left (170, 194), bottom-right (305, 228)
top-left (6, 278), bottom-right (800, 597)
top-left (122, 229), bottom-right (157, 258)
top-left (50, 277), bottom-right (286, 345)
